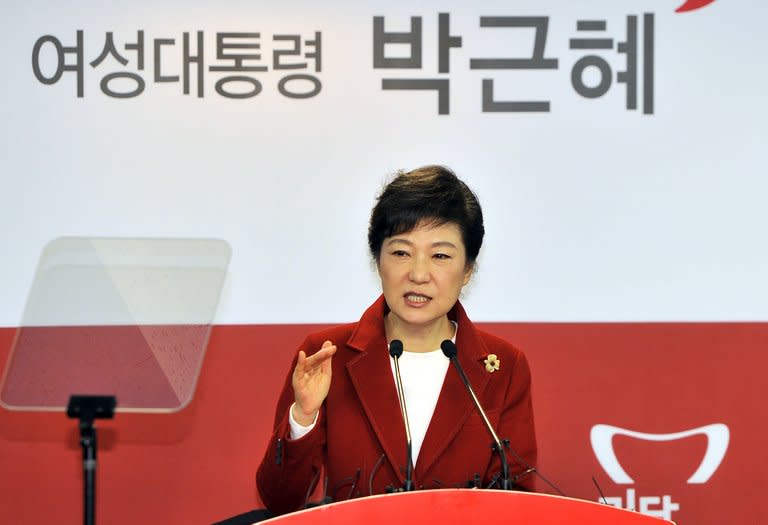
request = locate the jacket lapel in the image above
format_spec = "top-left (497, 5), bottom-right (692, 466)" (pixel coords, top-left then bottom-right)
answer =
top-left (414, 303), bottom-right (490, 481)
top-left (345, 297), bottom-right (408, 485)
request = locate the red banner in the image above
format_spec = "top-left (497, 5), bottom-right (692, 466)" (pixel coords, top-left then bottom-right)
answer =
top-left (1, 323), bottom-right (766, 524)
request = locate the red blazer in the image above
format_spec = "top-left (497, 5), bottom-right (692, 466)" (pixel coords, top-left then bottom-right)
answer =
top-left (256, 296), bottom-right (537, 515)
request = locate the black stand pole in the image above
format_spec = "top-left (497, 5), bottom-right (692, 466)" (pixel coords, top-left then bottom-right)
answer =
top-left (80, 418), bottom-right (98, 525)
top-left (67, 395), bottom-right (117, 525)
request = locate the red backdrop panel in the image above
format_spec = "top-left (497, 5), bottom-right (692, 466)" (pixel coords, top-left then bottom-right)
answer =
top-left (0, 323), bottom-right (765, 524)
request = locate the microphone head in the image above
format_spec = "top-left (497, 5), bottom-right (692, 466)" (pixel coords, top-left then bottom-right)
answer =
top-left (389, 339), bottom-right (404, 358)
top-left (440, 340), bottom-right (457, 358)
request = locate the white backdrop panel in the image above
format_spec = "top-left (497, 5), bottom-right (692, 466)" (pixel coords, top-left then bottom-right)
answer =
top-left (1, 0), bottom-right (766, 324)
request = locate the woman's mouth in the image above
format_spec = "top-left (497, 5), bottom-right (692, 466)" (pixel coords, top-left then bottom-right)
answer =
top-left (404, 293), bottom-right (431, 306)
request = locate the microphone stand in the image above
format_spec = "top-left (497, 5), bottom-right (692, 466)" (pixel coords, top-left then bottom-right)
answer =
top-left (440, 341), bottom-right (513, 490)
top-left (388, 340), bottom-right (414, 492)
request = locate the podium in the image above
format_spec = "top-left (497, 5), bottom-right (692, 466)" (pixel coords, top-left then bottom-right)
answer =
top-left (260, 490), bottom-right (675, 525)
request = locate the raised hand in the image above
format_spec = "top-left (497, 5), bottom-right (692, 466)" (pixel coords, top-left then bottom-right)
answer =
top-left (291, 340), bottom-right (337, 426)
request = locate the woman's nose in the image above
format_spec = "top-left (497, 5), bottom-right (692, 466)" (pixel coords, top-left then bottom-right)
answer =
top-left (408, 256), bottom-right (430, 283)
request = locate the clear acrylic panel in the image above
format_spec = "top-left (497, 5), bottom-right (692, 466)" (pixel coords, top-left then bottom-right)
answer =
top-left (0, 237), bottom-right (231, 413)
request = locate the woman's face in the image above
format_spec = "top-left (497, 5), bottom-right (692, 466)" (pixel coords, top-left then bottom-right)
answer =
top-left (377, 220), bottom-right (473, 332)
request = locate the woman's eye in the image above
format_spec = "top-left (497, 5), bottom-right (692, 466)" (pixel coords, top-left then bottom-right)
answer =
top-left (433, 253), bottom-right (451, 260)
top-left (392, 250), bottom-right (409, 257)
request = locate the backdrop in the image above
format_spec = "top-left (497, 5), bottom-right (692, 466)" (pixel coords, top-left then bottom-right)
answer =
top-left (1, 1), bottom-right (766, 524)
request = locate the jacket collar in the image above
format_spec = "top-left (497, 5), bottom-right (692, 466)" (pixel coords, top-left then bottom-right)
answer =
top-left (344, 295), bottom-right (491, 485)
top-left (347, 295), bottom-right (487, 360)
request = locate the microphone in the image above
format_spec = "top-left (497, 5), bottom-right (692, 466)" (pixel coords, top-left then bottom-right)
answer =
top-left (388, 339), bottom-right (414, 492)
top-left (440, 340), bottom-right (513, 490)
top-left (441, 340), bottom-right (566, 496)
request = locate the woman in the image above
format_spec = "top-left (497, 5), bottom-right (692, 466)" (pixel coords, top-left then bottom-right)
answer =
top-left (256, 166), bottom-right (537, 515)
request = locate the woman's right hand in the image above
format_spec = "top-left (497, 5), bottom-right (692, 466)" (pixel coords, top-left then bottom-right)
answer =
top-left (291, 340), bottom-right (337, 426)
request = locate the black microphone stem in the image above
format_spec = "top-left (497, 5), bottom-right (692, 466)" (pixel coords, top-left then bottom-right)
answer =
top-left (388, 340), bottom-right (414, 492)
top-left (391, 355), bottom-right (414, 491)
top-left (441, 341), bottom-right (512, 490)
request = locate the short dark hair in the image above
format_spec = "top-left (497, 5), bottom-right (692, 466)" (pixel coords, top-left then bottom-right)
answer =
top-left (368, 165), bottom-right (485, 266)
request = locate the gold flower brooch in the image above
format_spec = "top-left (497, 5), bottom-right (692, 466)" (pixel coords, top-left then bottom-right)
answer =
top-left (483, 354), bottom-right (500, 373)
